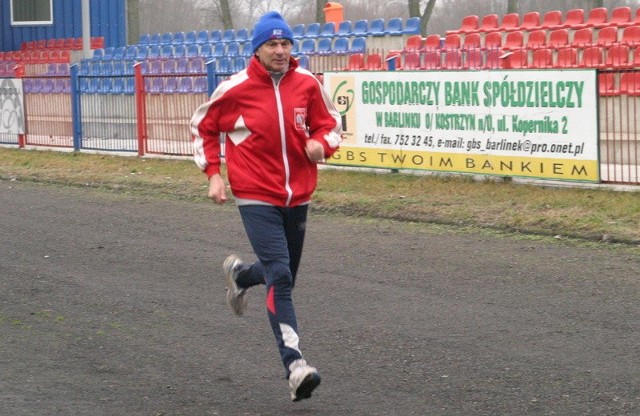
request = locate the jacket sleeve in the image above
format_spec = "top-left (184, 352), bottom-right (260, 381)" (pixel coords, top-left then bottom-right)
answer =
top-left (307, 78), bottom-right (343, 158)
top-left (190, 88), bottom-right (226, 178)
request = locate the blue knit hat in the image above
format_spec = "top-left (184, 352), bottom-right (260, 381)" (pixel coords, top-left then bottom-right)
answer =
top-left (251, 11), bottom-right (294, 53)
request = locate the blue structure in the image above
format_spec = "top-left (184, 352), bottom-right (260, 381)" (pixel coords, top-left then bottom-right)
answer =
top-left (0, 0), bottom-right (127, 52)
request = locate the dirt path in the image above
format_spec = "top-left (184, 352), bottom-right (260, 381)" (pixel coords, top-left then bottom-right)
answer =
top-left (1, 181), bottom-right (639, 416)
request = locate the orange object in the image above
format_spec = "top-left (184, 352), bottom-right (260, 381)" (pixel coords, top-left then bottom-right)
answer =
top-left (323, 2), bottom-right (344, 24)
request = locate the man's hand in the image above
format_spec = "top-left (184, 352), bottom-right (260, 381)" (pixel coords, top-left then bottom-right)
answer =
top-left (305, 139), bottom-right (324, 162)
top-left (207, 173), bottom-right (228, 204)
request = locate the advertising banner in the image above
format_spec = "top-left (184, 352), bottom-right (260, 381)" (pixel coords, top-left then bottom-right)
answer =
top-left (324, 70), bottom-right (599, 182)
top-left (0, 78), bottom-right (25, 134)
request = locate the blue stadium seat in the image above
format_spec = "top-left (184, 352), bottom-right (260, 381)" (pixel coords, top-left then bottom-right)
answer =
top-left (189, 57), bottom-right (205, 73)
top-left (193, 76), bottom-right (207, 93)
top-left (173, 44), bottom-right (186, 57)
top-left (124, 45), bottom-right (137, 60)
top-left (199, 43), bottom-right (213, 57)
top-left (318, 22), bottom-right (335, 38)
top-left (368, 18), bottom-right (386, 36)
top-left (78, 78), bottom-right (90, 94)
top-left (78, 60), bottom-right (90, 75)
top-left (176, 57), bottom-right (189, 73)
top-left (148, 77), bottom-right (164, 93)
top-left (304, 23), bottom-right (321, 38)
top-left (150, 33), bottom-right (162, 45)
top-left (42, 79), bottom-right (55, 93)
top-left (403, 17), bottom-right (421, 35)
top-left (317, 38), bottom-right (332, 54)
top-left (137, 60), bottom-right (149, 74)
top-left (212, 43), bottom-right (226, 57)
top-left (100, 61), bottom-right (114, 75)
top-left (163, 58), bottom-right (177, 74)
top-left (136, 45), bottom-right (149, 60)
top-left (350, 37), bottom-right (367, 53)
top-left (299, 39), bottom-right (316, 54)
top-left (57, 63), bottom-right (70, 75)
top-left (196, 30), bottom-right (210, 44)
top-left (232, 56), bottom-right (246, 72)
top-left (226, 41), bottom-right (240, 57)
top-left (92, 48), bottom-right (105, 60)
top-left (332, 37), bottom-right (349, 54)
top-left (124, 77), bottom-right (135, 94)
top-left (148, 45), bottom-right (161, 59)
top-left (160, 45), bottom-right (174, 58)
top-left (385, 18), bottom-right (403, 35)
top-left (296, 55), bottom-right (310, 69)
top-left (353, 19), bottom-right (369, 37)
top-left (160, 32), bottom-right (173, 44)
top-left (185, 44), bottom-right (200, 57)
top-left (185, 31), bottom-right (197, 44)
top-left (173, 32), bottom-right (185, 44)
top-left (222, 29), bottom-right (235, 43)
top-left (216, 57), bottom-right (232, 73)
top-left (178, 77), bottom-right (193, 93)
top-left (148, 59), bottom-right (163, 74)
top-left (88, 78), bottom-right (101, 94)
top-left (112, 60), bottom-right (125, 75)
top-left (99, 78), bottom-right (114, 94)
top-left (165, 77), bottom-right (178, 93)
top-left (292, 24), bottom-right (305, 39)
top-left (139, 33), bottom-right (151, 44)
top-left (336, 21), bottom-right (353, 37)
top-left (240, 42), bottom-right (253, 57)
top-left (210, 30), bottom-right (222, 43)
top-left (113, 46), bottom-right (126, 60)
top-left (235, 28), bottom-right (249, 42)
top-left (112, 78), bottom-right (125, 94)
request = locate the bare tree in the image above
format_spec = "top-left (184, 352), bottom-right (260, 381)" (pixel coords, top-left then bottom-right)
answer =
top-left (507, 0), bottom-right (518, 14)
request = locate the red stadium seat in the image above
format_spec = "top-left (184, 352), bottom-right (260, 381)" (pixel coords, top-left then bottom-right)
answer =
top-left (446, 15), bottom-right (479, 35)
top-left (540, 10), bottom-right (563, 30)
top-left (462, 32), bottom-right (481, 51)
top-left (526, 30), bottom-right (547, 50)
top-left (504, 49), bottom-right (528, 69)
top-left (421, 50), bottom-right (441, 69)
top-left (443, 49), bottom-right (463, 69)
top-left (496, 13), bottom-right (520, 32)
top-left (441, 33), bottom-right (461, 51)
top-left (620, 25), bottom-right (640, 47)
top-left (484, 49), bottom-right (504, 69)
top-left (563, 9), bottom-right (585, 29)
top-left (570, 28), bottom-right (594, 48)
top-left (401, 51), bottom-right (421, 70)
top-left (463, 49), bottom-right (484, 69)
top-left (404, 35), bottom-right (423, 52)
top-left (483, 32), bottom-right (502, 50)
top-left (477, 14), bottom-right (499, 33)
top-left (604, 44), bottom-right (630, 68)
top-left (599, 72), bottom-right (618, 96)
top-left (520, 12), bottom-right (540, 31)
top-left (531, 48), bottom-right (553, 68)
top-left (547, 29), bottom-right (569, 49)
top-left (502, 31), bottom-right (523, 51)
top-left (366, 53), bottom-right (384, 70)
top-left (608, 6), bottom-right (632, 27)
top-left (555, 48), bottom-right (578, 68)
top-left (578, 7), bottom-right (609, 29)
top-left (579, 46), bottom-right (605, 68)
top-left (423, 34), bottom-right (441, 51)
top-left (595, 26), bottom-right (618, 47)
top-left (345, 53), bottom-right (365, 70)
top-left (619, 72), bottom-right (640, 95)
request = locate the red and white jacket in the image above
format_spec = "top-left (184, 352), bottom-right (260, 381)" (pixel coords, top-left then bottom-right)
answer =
top-left (191, 56), bottom-right (342, 207)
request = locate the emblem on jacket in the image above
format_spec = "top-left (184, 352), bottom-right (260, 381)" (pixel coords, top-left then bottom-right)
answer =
top-left (294, 108), bottom-right (307, 131)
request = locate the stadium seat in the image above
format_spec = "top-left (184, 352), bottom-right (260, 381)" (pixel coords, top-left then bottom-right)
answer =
top-left (604, 44), bottom-right (630, 68)
top-left (173, 32), bottom-right (185, 44)
top-left (148, 59), bottom-right (163, 74)
top-left (578, 7), bottom-right (608, 29)
top-left (443, 49), bottom-right (463, 69)
top-left (317, 38), bottom-right (332, 55)
top-left (502, 31), bottom-right (524, 51)
top-left (620, 25), bottom-right (640, 47)
top-left (177, 77), bottom-right (193, 93)
top-left (403, 51), bottom-right (422, 69)
top-left (462, 32), bottom-right (481, 51)
top-left (352, 19), bottom-right (369, 37)
top-left (185, 31), bottom-right (197, 44)
top-left (345, 53), bottom-right (365, 70)
top-left (176, 57), bottom-right (189, 73)
top-left (531, 48), bottom-right (553, 68)
top-left (477, 14), bottom-right (499, 32)
top-left (483, 32), bottom-right (502, 50)
top-left (148, 45), bottom-right (161, 59)
top-left (185, 44), bottom-right (200, 57)
top-left (189, 57), bottom-right (205, 73)
top-left (112, 60), bottom-right (126, 75)
top-left (159, 45), bottom-right (174, 58)
top-left (304, 23), bottom-right (321, 38)
top-left (193, 77), bottom-right (207, 93)
top-left (210, 30), bottom-right (222, 43)
top-left (240, 42), bottom-right (253, 57)
top-left (196, 30), bottom-right (210, 44)
top-left (526, 30), bottom-right (547, 50)
top-left (299, 39), bottom-right (316, 55)
top-left (139, 33), bottom-right (151, 45)
top-left (520, 11), bottom-right (540, 31)
top-left (124, 45), bottom-right (137, 60)
top-left (332, 37), bottom-right (349, 54)
top-left (216, 57), bottom-right (232, 73)
top-left (292, 24), bottom-right (305, 39)
top-left (174, 44), bottom-right (187, 56)
top-left (319, 22), bottom-right (335, 38)
top-left (226, 42), bottom-right (240, 57)
top-left (463, 49), bottom-right (484, 69)
top-left (336, 20), bottom-right (353, 37)
top-left (608, 6), bottom-right (632, 27)
top-left (570, 28), bottom-right (593, 48)
top-left (199, 43), bottom-right (213, 57)
top-left (405, 35), bottom-right (424, 52)
top-left (423, 34), bottom-right (442, 51)
top-left (599, 72), bottom-right (618, 96)
top-left (619, 71), bottom-right (640, 95)
top-left (163, 58), bottom-right (177, 74)
top-left (579, 46), bottom-right (604, 68)
top-left (385, 18), bottom-right (404, 35)
top-left (368, 18), bottom-right (386, 37)
top-left (555, 47), bottom-right (578, 68)
top-left (403, 17), bottom-right (421, 35)
top-left (164, 77), bottom-right (178, 93)
top-left (421, 50), bottom-right (441, 69)
top-left (446, 15), bottom-right (478, 35)
top-left (540, 10), bottom-right (563, 30)
top-left (160, 32), bottom-right (173, 44)
top-left (296, 54), bottom-right (310, 69)
top-left (484, 49), bottom-right (503, 68)
top-left (366, 52), bottom-right (384, 70)
top-left (504, 49), bottom-right (528, 68)
top-left (232, 56), bottom-right (246, 72)
top-left (150, 33), bottom-right (162, 44)
top-left (212, 43), bottom-right (226, 57)
top-left (563, 8), bottom-right (585, 29)
top-left (496, 13), bottom-right (520, 32)
top-left (595, 26), bottom-right (618, 47)
top-left (441, 34), bottom-right (461, 51)
top-left (547, 29), bottom-right (569, 49)
top-left (349, 37), bottom-right (367, 54)
top-left (221, 29), bottom-right (235, 43)
top-left (99, 61), bottom-right (114, 75)
top-left (235, 28), bottom-right (249, 42)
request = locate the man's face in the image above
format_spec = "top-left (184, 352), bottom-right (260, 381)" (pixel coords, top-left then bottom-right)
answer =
top-left (256, 39), bottom-right (292, 72)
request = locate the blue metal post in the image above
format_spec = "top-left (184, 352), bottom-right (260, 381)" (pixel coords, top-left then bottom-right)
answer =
top-left (206, 59), bottom-right (216, 96)
top-left (70, 63), bottom-right (82, 151)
